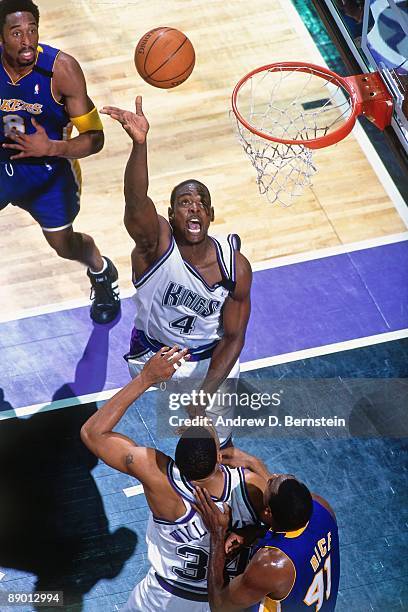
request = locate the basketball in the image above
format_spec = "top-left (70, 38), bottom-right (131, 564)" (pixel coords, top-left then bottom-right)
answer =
top-left (135, 27), bottom-right (195, 89)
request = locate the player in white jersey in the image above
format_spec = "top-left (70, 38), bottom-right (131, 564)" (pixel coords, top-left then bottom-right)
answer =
top-left (81, 348), bottom-right (264, 612)
top-left (100, 97), bottom-right (252, 447)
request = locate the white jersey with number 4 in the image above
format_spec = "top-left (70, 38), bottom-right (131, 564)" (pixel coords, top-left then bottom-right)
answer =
top-left (145, 460), bottom-right (258, 601)
top-left (132, 229), bottom-right (241, 357)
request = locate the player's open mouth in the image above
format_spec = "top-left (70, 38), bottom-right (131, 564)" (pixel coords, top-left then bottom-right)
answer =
top-left (187, 219), bottom-right (201, 234)
top-left (19, 49), bottom-right (35, 61)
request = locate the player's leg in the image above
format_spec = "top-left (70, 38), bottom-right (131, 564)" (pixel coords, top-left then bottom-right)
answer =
top-left (18, 159), bottom-right (120, 324)
top-left (42, 226), bottom-right (120, 323)
top-left (42, 225), bottom-right (102, 268)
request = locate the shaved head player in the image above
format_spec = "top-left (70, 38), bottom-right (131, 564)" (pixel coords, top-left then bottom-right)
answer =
top-left (100, 96), bottom-right (252, 446)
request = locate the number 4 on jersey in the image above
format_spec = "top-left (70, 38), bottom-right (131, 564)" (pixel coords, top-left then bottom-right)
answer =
top-left (169, 315), bottom-right (196, 335)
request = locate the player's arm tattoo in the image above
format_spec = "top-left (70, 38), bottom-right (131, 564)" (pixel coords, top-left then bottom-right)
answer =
top-left (125, 453), bottom-right (134, 466)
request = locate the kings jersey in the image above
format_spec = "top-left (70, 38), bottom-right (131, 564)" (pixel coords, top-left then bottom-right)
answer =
top-left (132, 226), bottom-right (241, 356)
top-left (146, 460), bottom-right (258, 601)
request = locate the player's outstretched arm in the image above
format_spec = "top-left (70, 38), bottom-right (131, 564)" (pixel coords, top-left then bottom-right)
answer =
top-left (100, 96), bottom-right (165, 259)
top-left (221, 447), bottom-right (273, 481)
top-left (4, 53), bottom-right (104, 161)
top-left (80, 346), bottom-right (189, 484)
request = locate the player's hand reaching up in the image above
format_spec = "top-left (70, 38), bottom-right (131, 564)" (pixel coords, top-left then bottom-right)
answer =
top-left (100, 95), bottom-right (149, 144)
top-left (140, 345), bottom-right (190, 387)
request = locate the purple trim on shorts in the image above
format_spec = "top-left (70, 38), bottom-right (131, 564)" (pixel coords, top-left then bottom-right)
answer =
top-left (124, 328), bottom-right (218, 362)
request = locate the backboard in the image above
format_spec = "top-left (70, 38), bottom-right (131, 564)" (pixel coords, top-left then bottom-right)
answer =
top-left (311, 0), bottom-right (408, 170)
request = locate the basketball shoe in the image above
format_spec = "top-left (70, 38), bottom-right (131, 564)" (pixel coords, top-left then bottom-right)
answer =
top-left (87, 257), bottom-right (120, 324)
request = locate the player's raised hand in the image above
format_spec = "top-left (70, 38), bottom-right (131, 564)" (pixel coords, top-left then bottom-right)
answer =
top-left (221, 447), bottom-right (274, 481)
top-left (193, 486), bottom-right (231, 535)
top-left (2, 118), bottom-right (52, 159)
top-left (140, 345), bottom-right (190, 386)
top-left (100, 95), bottom-right (149, 144)
top-left (220, 447), bottom-right (255, 468)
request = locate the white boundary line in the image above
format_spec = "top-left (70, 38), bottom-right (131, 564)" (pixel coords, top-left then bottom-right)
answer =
top-left (1, 328), bottom-right (406, 422)
top-left (0, 385), bottom-right (157, 421)
top-left (281, 0), bottom-right (408, 227)
top-left (0, 286), bottom-right (137, 324)
top-left (251, 232), bottom-right (408, 271)
top-left (123, 484), bottom-right (144, 497)
top-left (0, 233), bottom-right (406, 324)
top-left (240, 328), bottom-right (408, 372)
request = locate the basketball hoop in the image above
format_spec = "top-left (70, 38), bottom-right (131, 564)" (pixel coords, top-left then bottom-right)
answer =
top-left (231, 62), bottom-right (393, 206)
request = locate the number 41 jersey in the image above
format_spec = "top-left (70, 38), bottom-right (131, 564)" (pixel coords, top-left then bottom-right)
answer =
top-left (146, 460), bottom-right (259, 602)
top-left (248, 499), bottom-right (340, 611)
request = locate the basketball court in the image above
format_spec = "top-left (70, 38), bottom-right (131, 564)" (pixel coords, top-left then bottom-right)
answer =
top-left (0, 0), bottom-right (407, 610)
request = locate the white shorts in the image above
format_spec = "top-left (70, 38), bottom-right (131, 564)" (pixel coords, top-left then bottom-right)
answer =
top-left (127, 352), bottom-right (239, 446)
top-left (122, 567), bottom-right (210, 612)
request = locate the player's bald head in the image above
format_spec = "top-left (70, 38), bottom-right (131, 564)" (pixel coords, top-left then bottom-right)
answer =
top-left (175, 426), bottom-right (217, 480)
top-left (170, 179), bottom-right (211, 209)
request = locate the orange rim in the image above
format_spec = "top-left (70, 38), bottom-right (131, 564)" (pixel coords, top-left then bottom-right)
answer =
top-left (231, 61), bottom-right (360, 150)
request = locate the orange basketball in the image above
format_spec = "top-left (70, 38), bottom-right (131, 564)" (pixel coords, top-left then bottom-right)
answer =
top-left (135, 27), bottom-right (195, 89)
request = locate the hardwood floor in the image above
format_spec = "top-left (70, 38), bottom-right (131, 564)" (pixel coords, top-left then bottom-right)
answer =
top-left (1, 0), bottom-right (405, 315)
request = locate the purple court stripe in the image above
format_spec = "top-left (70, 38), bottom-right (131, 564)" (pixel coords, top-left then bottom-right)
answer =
top-left (241, 241), bottom-right (408, 362)
top-left (0, 241), bottom-right (407, 410)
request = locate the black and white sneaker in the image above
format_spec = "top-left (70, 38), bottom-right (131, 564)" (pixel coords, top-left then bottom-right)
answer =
top-left (87, 257), bottom-right (120, 324)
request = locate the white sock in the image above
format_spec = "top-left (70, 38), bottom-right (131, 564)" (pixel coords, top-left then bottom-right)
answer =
top-left (89, 257), bottom-right (108, 275)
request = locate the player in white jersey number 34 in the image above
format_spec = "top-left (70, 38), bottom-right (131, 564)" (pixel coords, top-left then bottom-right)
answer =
top-left (81, 348), bottom-right (264, 612)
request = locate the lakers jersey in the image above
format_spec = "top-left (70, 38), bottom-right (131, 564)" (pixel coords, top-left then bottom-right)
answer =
top-left (248, 500), bottom-right (340, 611)
top-left (146, 460), bottom-right (258, 602)
top-left (0, 43), bottom-right (70, 162)
top-left (131, 229), bottom-right (240, 359)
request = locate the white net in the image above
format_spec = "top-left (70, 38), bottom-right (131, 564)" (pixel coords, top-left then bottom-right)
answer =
top-left (232, 65), bottom-right (354, 206)
top-left (232, 124), bottom-right (316, 206)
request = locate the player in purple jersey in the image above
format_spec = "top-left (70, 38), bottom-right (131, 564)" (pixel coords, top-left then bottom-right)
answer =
top-left (0, 0), bottom-right (120, 323)
top-left (195, 448), bottom-right (340, 611)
